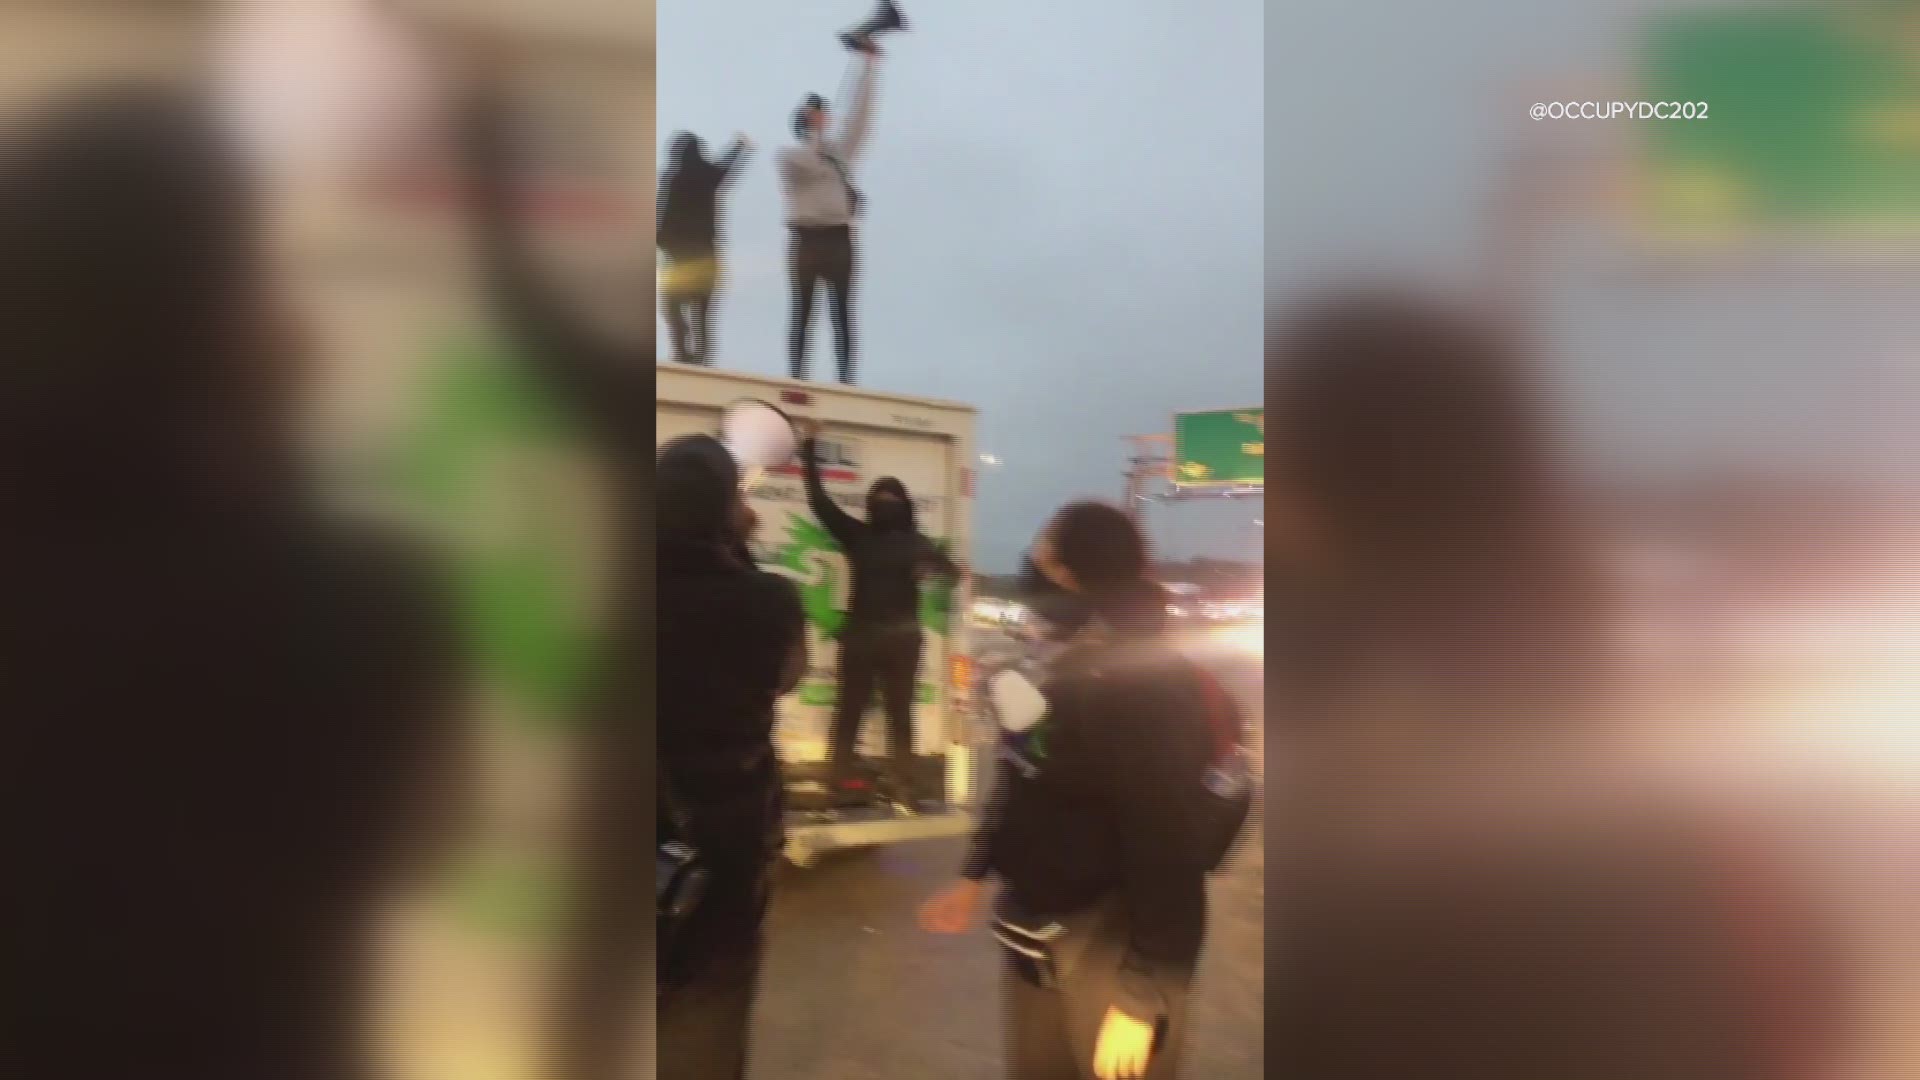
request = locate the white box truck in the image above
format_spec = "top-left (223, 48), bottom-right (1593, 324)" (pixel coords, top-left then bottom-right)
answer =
top-left (657, 363), bottom-right (982, 867)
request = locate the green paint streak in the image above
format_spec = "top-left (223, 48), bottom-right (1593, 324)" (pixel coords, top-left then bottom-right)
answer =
top-left (387, 331), bottom-right (602, 736)
top-left (775, 516), bottom-right (846, 639)
top-left (920, 537), bottom-right (957, 633)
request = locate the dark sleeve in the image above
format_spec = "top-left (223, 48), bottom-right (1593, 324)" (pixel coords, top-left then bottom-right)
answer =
top-left (917, 535), bottom-right (962, 586)
top-left (751, 571), bottom-right (808, 695)
top-left (716, 140), bottom-right (750, 182)
top-left (800, 436), bottom-right (865, 550)
top-left (655, 171), bottom-right (671, 244)
top-left (1091, 682), bottom-right (1209, 1019)
top-left (457, 88), bottom-right (644, 428)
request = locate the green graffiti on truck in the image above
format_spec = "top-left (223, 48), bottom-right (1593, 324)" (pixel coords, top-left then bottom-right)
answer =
top-left (776, 516), bottom-right (847, 639)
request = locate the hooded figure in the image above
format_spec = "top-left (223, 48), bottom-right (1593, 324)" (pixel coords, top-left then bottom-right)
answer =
top-left (657, 131), bottom-right (749, 365)
top-left (800, 430), bottom-right (960, 809)
top-left (656, 433), bottom-right (806, 1079)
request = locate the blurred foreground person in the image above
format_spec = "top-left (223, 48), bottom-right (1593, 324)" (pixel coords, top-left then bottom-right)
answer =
top-left (659, 131), bottom-right (750, 365)
top-left (921, 502), bottom-right (1249, 1080)
top-left (1270, 292), bottom-right (1850, 1080)
top-left (795, 416), bottom-right (960, 811)
top-left (456, 78), bottom-right (657, 1080)
top-left (0, 87), bottom-right (458, 1079)
top-left (656, 435), bottom-right (806, 1079)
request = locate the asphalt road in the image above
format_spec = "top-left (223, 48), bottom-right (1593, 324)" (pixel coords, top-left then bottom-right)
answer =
top-left (749, 626), bottom-right (1266, 1079)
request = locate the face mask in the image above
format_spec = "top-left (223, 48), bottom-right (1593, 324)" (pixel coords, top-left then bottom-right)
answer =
top-left (869, 498), bottom-right (911, 531)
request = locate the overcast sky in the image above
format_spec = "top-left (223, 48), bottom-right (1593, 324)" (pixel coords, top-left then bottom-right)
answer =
top-left (658, 0), bottom-right (1264, 572)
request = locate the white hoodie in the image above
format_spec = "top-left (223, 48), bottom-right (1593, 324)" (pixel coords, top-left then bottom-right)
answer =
top-left (778, 54), bottom-right (879, 228)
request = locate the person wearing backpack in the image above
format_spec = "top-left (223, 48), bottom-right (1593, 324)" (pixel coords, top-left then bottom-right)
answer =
top-left (920, 501), bottom-right (1249, 1080)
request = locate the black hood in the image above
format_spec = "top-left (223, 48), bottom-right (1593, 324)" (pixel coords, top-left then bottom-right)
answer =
top-left (867, 476), bottom-right (915, 533)
top-left (668, 131), bottom-right (706, 173)
top-left (658, 435), bottom-right (741, 564)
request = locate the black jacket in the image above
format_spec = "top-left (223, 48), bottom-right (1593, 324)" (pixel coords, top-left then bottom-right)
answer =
top-left (971, 619), bottom-right (1217, 1021)
top-left (801, 436), bottom-right (959, 632)
top-left (657, 139), bottom-right (748, 260)
top-left (658, 543), bottom-right (804, 859)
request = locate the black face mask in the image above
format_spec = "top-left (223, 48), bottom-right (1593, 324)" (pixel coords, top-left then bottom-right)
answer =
top-left (869, 498), bottom-right (912, 532)
top-left (1020, 552), bottom-right (1092, 639)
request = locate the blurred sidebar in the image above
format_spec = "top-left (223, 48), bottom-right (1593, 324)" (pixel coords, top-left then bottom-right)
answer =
top-left (349, 9), bottom-right (656, 1080)
top-left (1274, 3), bottom-right (1920, 1079)
top-left (222, 2), bottom-right (654, 1079)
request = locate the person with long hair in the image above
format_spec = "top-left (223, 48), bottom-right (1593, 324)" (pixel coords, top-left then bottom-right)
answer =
top-left (1270, 291), bottom-right (1850, 1080)
top-left (0, 86), bottom-right (460, 1080)
top-left (654, 433), bottom-right (806, 1079)
top-left (921, 501), bottom-right (1244, 1080)
top-left (658, 131), bottom-right (750, 365)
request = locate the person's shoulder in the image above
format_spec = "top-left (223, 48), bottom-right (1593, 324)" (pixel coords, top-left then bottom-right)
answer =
top-left (742, 568), bottom-right (805, 616)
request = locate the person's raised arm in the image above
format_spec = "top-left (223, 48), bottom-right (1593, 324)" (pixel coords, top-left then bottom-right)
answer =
top-left (456, 84), bottom-right (642, 423)
top-left (716, 135), bottom-right (752, 183)
top-left (917, 535), bottom-right (963, 587)
top-left (827, 48), bottom-right (880, 164)
top-left (794, 418), bottom-right (865, 549)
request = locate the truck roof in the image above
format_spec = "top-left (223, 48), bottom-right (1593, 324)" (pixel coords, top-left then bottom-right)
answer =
top-left (656, 363), bottom-right (978, 415)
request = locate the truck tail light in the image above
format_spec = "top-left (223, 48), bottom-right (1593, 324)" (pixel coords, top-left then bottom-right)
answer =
top-left (951, 654), bottom-right (971, 695)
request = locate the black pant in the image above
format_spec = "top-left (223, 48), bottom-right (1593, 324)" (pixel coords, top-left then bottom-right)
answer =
top-left (657, 854), bottom-right (771, 1080)
top-left (831, 623), bottom-right (921, 799)
top-left (788, 225), bottom-right (856, 384)
top-left (661, 251), bottom-right (718, 365)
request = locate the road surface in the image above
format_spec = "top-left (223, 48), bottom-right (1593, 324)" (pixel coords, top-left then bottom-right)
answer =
top-left (749, 625), bottom-right (1266, 1079)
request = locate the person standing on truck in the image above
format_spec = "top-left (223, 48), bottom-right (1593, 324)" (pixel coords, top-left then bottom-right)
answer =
top-left (794, 417), bottom-right (961, 811)
top-left (658, 131), bottom-right (750, 366)
top-left (781, 41), bottom-right (881, 385)
top-left (919, 502), bottom-right (1245, 1080)
top-left (655, 432), bottom-right (808, 1080)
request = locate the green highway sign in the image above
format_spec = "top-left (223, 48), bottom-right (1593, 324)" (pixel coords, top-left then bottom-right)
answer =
top-left (1172, 408), bottom-right (1263, 488)
top-left (1641, 5), bottom-right (1920, 229)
